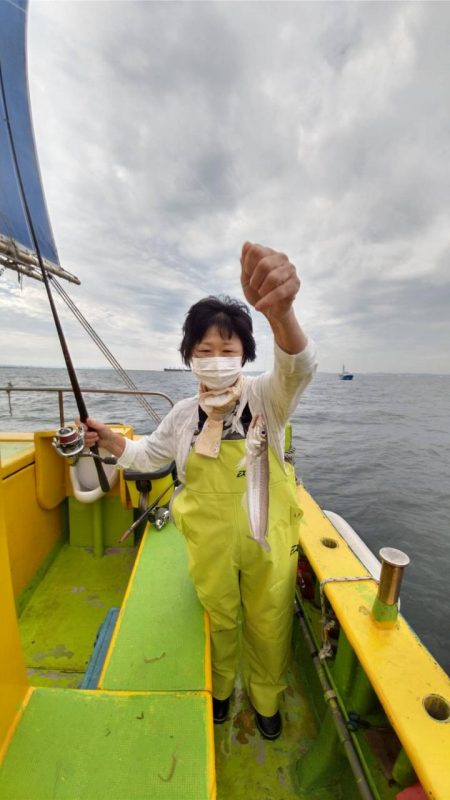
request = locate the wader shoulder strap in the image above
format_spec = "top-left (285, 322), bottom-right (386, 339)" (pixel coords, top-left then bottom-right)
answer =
top-left (196, 402), bottom-right (252, 435)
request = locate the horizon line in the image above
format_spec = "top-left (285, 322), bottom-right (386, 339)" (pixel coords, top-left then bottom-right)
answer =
top-left (1, 364), bottom-right (449, 377)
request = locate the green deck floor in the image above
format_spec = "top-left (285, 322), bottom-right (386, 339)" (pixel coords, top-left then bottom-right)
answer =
top-left (101, 523), bottom-right (208, 691)
top-left (214, 661), bottom-right (318, 800)
top-left (12, 524), bottom-right (324, 799)
top-left (19, 544), bottom-right (135, 687)
top-left (0, 688), bottom-right (213, 800)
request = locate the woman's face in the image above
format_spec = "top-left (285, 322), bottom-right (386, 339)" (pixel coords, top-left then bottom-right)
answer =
top-left (193, 325), bottom-right (244, 360)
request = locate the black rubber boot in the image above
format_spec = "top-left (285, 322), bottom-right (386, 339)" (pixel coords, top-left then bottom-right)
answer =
top-left (254, 710), bottom-right (282, 740)
top-left (213, 697), bottom-right (230, 724)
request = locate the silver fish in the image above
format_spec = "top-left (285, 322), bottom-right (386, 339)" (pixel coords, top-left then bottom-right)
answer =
top-left (243, 414), bottom-right (270, 552)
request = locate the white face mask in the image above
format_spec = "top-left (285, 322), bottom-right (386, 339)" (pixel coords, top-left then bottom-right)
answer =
top-left (191, 356), bottom-right (242, 390)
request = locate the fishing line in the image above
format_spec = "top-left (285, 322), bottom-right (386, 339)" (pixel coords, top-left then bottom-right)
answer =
top-left (0, 61), bottom-right (109, 492)
top-left (50, 276), bottom-right (161, 425)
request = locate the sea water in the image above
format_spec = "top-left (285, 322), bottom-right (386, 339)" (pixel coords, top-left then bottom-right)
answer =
top-left (1, 365), bottom-right (449, 673)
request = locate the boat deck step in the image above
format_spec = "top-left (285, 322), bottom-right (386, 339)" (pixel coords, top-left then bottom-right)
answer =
top-left (0, 687), bottom-right (214, 800)
top-left (99, 523), bottom-right (210, 692)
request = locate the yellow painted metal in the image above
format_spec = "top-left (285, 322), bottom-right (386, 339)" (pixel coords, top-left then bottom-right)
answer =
top-left (34, 432), bottom-right (66, 510)
top-left (0, 471), bottom-right (28, 760)
top-left (0, 433), bottom-right (33, 442)
top-left (205, 691), bottom-right (216, 800)
top-left (121, 434), bottom-right (175, 510)
top-left (119, 467), bottom-right (130, 508)
top-left (2, 463), bottom-right (61, 599)
top-left (0, 433), bottom-right (34, 480)
top-left (298, 485), bottom-right (450, 800)
top-left (124, 471), bottom-right (175, 509)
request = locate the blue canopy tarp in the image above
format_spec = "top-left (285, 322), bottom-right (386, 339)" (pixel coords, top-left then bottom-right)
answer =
top-left (0, 0), bottom-right (59, 265)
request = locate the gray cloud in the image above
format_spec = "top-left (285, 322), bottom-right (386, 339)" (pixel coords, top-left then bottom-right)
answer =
top-left (0, 0), bottom-right (449, 373)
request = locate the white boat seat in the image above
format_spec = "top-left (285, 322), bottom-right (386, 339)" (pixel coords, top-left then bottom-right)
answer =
top-left (69, 448), bottom-right (118, 503)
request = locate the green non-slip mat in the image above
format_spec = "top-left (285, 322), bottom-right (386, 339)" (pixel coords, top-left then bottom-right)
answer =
top-left (20, 544), bottom-right (135, 675)
top-left (101, 524), bottom-right (208, 691)
top-left (0, 688), bottom-right (213, 800)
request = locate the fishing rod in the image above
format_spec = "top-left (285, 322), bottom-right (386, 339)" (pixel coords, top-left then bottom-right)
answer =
top-left (0, 61), bottom-right (109, 492)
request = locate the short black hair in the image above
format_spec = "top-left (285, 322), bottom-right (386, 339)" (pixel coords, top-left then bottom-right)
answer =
top-left (180, 295), bottom-right (256, 366)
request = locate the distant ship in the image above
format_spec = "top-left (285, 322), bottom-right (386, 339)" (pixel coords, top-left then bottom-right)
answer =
top-left (339, 364), bottom-right (354, 380)
top-left (164, 367), bottom-right (191, 372)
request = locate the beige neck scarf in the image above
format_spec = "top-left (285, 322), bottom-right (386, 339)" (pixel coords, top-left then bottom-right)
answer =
top-left (194, 375), bottom-right (244, 458)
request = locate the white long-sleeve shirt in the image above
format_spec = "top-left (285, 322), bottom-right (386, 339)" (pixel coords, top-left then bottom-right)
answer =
top-left (118, 340), bottom-right (317, 483)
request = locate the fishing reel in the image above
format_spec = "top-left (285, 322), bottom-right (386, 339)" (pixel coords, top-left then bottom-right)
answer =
top-left (131, 476), bottom-right (170, 530)
top-left (52, 424), bottom-right (117, 465)
top-left (52, 425), bottom-right (85, 460)
top-left (150, 507), bottom-right (170, 531)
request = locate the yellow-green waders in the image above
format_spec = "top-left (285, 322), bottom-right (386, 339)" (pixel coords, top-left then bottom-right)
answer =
top-left (172, 438), bottom-right (302, 717)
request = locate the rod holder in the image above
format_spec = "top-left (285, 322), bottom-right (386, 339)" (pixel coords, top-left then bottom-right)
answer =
top-left (378, 547), bottom-right (410, 604)
top-left (372, 547), bottom-right (410, 624)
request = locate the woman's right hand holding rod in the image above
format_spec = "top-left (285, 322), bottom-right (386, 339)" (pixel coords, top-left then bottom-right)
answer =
top-left (83, 418), bottom-right (126, 457)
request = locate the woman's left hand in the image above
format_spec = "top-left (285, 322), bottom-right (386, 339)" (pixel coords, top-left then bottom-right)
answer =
top-left (240, 241), bottom-right (300, 320)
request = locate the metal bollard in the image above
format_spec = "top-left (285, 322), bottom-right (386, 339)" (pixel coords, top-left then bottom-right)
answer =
top-left (372, 547), bottom-right (410, 624)
top-left (378, 547), bottom-right (410, 605)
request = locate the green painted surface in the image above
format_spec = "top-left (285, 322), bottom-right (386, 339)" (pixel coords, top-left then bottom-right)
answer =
top-left (69, 496), bottom-right (134, 549)
top-left (293, 598), bottom-right (400, 800)
top-left (392, 748), bottom-right (416, 789)
top-left (102, 523), bottom-right (207, 691)
top-left (19, 544), bottom-right (135, 682)
top-left (371, 596), bottom-right (398, 623)
top-left (26, 669), bottom-right (82, 688)
top-left (16, 537), bottom-right (66, 617)
top-left (332, 629), bottom-right (358, 702)
top-left (296, 708), bottom-right (345, 796)
top-left (0, 688), bottom-right (211, 800)
top-left (215, 660), bottom-right (318, 800)
top-left (0, 441), bottom-right (33, 461)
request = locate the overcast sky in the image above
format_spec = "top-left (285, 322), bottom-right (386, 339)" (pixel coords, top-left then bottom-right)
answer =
top-left (1, 0), bottom-right (450, 373)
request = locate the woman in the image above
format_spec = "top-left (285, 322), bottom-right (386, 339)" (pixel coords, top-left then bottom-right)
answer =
top-left (85, 241), bottom-right (317, 740)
